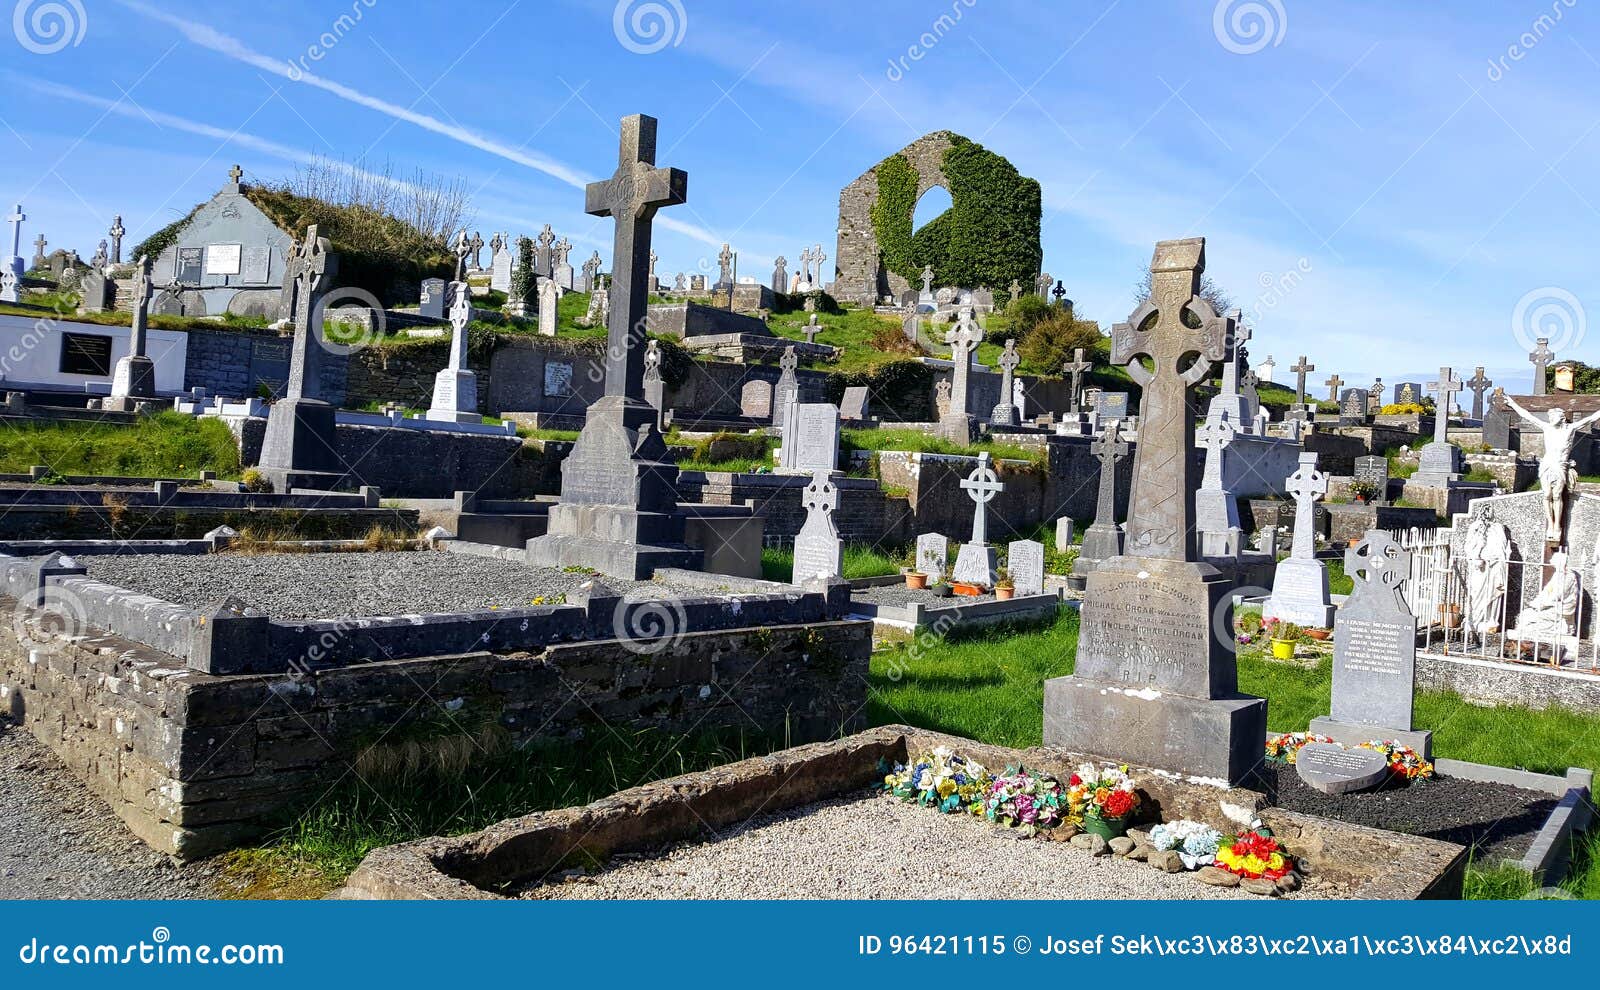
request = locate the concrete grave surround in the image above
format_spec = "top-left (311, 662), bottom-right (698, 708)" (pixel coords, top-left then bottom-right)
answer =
top-left (1045, 238), bottom-right (1267, 785)
top-left (1311, 530), bottom-right (1432, 758)
top-left (1263, 452), bottom-right (1335, 629)
top-left (916, 533), bottom-right (949, 584)
top-left (1295, 742), bottom-right (1392, 795)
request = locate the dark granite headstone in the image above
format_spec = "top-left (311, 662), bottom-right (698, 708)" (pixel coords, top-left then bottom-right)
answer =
top-left (418, 278), bottom-right (447, 320)
top-left (1339, 388), bottom-right (1369, 425)
top-left (1097, 391), bottom-right (1129, 421)
top-left (1353, 455), bottom-right (1389, 503)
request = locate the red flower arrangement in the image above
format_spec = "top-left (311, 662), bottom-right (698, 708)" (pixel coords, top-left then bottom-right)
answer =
top-left (1213, 828), bottom-right (1295, 880)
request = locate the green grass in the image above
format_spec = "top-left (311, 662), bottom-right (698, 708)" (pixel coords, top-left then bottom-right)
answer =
top-left (842, 427), bottom-right (1043, 466)
top-left (1326, 558), bottom-right (1353, 596)
top-left (0, 411), bottom-right (242, 478)
top-left (760, 544), bottom-right (905, 583)
top-left (768, 308), bottom-right (918, 373)
top-left (223, 726), bottom-right (776, 897)
top-left (870, 611), bottom-right (1600, 897)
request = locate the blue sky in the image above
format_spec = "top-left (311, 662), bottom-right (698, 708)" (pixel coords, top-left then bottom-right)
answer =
top-left (2, 0), bottom-right (1597, 393)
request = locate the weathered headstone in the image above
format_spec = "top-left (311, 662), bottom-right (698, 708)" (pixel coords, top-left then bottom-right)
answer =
top-left (1289, 355), bottom-right (1315, 414)
top-left (1467, 366), bottom-right (1493, 421)
top-left (740, 379), bottom-right (773, 419)
top-left (1195, 415), bottom-right (1242, 557)
top-left (778, 402), bottom-right (840, 474)
top-left (524, 113), bottom-right (696, 579)
top-left (1007, 539), bottom-right (1045, 596)
top-left (491, 241), bottom-right (513, 292)
top-left (1263, 453), bottom-right (1334, 628)
top-left (1045, 237), bottom-right (1267, 785)
top-left (940, 307), bottom-right (983, 444)
top-left (426, 282), bottom-right (480, 423)
top-left (1310, 530), bottom-right (1430, 757)
top-left (772, 346), bottom-right (799, 425)
top-left (642, 339), bottom-right (664, 428)
top-left (419, 277), bottom-right (447, 320)
top-left (1070, 417), bottom-right (1128, 587)
top-left (951, 453), bottom-right (1003, 588)
top-left (535, 225), bottom-right (556, 276)
top-left (791, 470), bottom-right (842, 585)
top-left (771, 256), bottom-right (787, 293)
top-left (1323, 373), bottom-right (1344, 404)
top-left (916, 533), bottom-right (949, 584)
top-left (839, 386), bottom-right (870, 423)
top-left (1412, 366), bottom-right (1464, 486)
top-left (553, 238), bottom-right (575, 290)
top-left (538, 277), bottom-right (559, 336)
top-left (257, 228), bottom-right (343, 486)
top-left (1054, 516), bottom-right (1075, 553)
top-left (582, 252), bottom-right (602, 294)
top-left (105, 254), bottom-right (157, 410)
top-left (990, 338), bottom-right (1021, 426)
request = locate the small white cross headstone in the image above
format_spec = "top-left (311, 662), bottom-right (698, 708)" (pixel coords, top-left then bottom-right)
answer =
top-left (791, 470), bottom-right (842, 585)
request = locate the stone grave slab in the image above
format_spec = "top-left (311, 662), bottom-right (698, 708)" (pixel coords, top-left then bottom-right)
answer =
top-left (1295, 742), bottom-right (1390, 795)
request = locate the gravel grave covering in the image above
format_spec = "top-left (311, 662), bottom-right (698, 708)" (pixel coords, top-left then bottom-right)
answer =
top-left (524, 791), bottom-right (1326, 900)
top-left (854, 585), bottom-right (998, 608)
top-left (0, 719), bottom-right (221, 899)
top-left (1265, 764), bottom-right (1555, 862)
top-left (80, 551), bottom-right (729, 620)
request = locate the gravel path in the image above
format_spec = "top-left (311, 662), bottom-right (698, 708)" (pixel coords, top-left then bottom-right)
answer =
top-left (855, 585), bottom-right (997, 608)
top-left (0, 719), bottom-right (222, 899)
top-left (1265, 765), bottom-right (1555, 862)
top-left (81, 551), bottom-right (687, 620)
top-left (525, 792), bottom-right (1308, 900)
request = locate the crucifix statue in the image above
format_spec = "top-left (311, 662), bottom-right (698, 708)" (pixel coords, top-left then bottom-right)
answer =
top-left (1112, 238), bottom-right (1230, 560)
top-left (584, 115), bottom-right (687, 398)
top-left (1323, 373), bottom-right (1343, 403)
top-left (1467, 366), bottom-right (1493, 421)
top-left (1062, 347), bottom-right (1092, 413)
top-left (1505, 395), bottom-right (1600, 544)
top-left (1290, 355), bottom-right (1315, 406)
top-left (1530, 337), bottom-right (1554, 395)
top-left (107, 215), bottom-right (125, 264)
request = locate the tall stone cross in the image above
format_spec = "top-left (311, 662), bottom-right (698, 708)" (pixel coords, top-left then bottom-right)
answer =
top-left (802, 469), bottom-right (840, 516)
top-left (1111, 237), bottom-right (1229, 560)
top-left (446, 280), bottom-right (471, 372)
top-left (795, 245), bottom-right (813, 284)
top-left (585, 114), bottom-right (688, 399)
top-left (1062, 347), bottom-right (1092, 412)
top-left (1196, 415), bottom-right (1235, 494)
top-left (108, 215), bottom-right (125, 264)
top-left (943, 306), bottom-right (984, 417)
top-left (1220, 317), bottom-right (1250, 395)
top-left (960, 452), bottom-right (1004, 545)
top-left (1530, 337), bottom-right (1554, 395)
top-left (1323, 373), bottom-right (1343, 403)
top-left (772, 256), bottom-right (787, 291)
top-left (811, 244), bottom-right (826, 286)
top-left (1466, 366), bottom-right (1493, 420)
top-left (1284, 453), bottom-right (1328, 559)
top-left (648, 249), bottom-right (658, 281)
top-left (1370, 378), bottom-right (1385, 409)
top-left (129, 254), bottom-right (154, 356)
top-left (992, 338), bottom-right (1021, 425)
top-left (7, 204), bottom-right (26, 265)
top-left (32, 233), bottom-right (47, 267)
top-left (467, 231), bottom-right (484, 269)
top-left (1427, 366), bottom-right (1461, 443)
top-left (1090, 418), bottom-right (1129, 528)
top-left (285, 226), bottom-right (334, 401)
top-left (1290, 355), bottom-right (1315, 406)
top-left (716, 242), bottom-right (733, 286)
top-left (920, 264), bottom-right (934, 296)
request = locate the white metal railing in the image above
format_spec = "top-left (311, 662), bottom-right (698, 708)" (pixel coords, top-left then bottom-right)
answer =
top-left (1418, 554), bottom-right (1597, 670)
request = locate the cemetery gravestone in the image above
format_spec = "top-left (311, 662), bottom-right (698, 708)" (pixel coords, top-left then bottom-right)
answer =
top-left (539, 278), bottom-right (559, 336)
top-left (1295, 742), bottom-right (1391, 796)
top-left (258, 228), bottom-right (343, 486)
top-left (1530, 337), bottom-right (1554, 396)
top-left (1045, 237), bottom-right (1267, 785)
top-left (990, 338), bottom-right (1021, 426)
top-left (1310, 530), bottom-right (1432, 757)
top-left (1096, 391), bottom-right (1129, 421)
top-left (791, 471), bottom-right (843, 584)
top-left (491, 244), bottom-right (513, 292)
top-left (419, 277), bottom-right (447, 320)
top-left (916, 533), bottom-right (949, 585)
top-left (1007, 540), bottom-right (1045, 596)
top-left (1467, 367), bottom-right (1493, 421)
top-left (741, 379), bottom-right (773, 419)
top-left (1412, 367), bottom-right (1464, 486)
top-left (1195, 415), bottom-right (1242, 557)
top-left (939, 307), bottom-right (983, 444)
top-left (642, 339), bottom-right (665, 427)
top-left (779, 402), bottom-right (841, 475)
top-left (1263, 453), bottom-right (1335, 628)
top-left (1054, 517), bottom-right (1075, 553)
top-left (1070, 418), bottom-right (1128, 588)
top-left (951, 453), bottom-right (1002, 588)
top-left (105, 255), bottom-right (156, 410)
top-left (772, 347), bottom-right (799, 425)
top-left (839, 386), bottom-right (870, 423)
top-left (426, 282), bottom-right (480, 423)
top-left (1339, 388), bottom-right (1369, 426)
top-left (1354, 455), bottom-right (1389, 504)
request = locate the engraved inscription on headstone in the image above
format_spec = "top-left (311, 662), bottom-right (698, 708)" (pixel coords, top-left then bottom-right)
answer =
top-left (916, 533), bottom-right (949, 584)
top-left (1007, 540), bottom-right (1045, 596)
top-left (240, 245), bottom-right (271, 284)
top-left (544, 360), bottom-right (574, 398)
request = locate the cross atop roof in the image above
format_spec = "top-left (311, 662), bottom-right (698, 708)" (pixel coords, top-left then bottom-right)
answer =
top-left (228, 164), bottom-right (243, 185)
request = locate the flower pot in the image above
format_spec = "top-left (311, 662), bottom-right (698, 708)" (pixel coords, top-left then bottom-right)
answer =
top-left (905, 571), bottom-right (928, 590)
top-left (1270, 638), bottom-right (1297, 660)
top-left (995, 586), bottom-right (1014, 600)
top-left (1303, 629), bottom-right (1330, 642)
top-left (951, 582), bottom-right (983, 597)
top-left (1347, 538), bottom-right (1361, 548)
top-left (1083, 812), bottom-right (1128, 841)
top-left (1438, 604), bottom-right (1463, 630)
top-left (930, 583), bottom-right (953, 598)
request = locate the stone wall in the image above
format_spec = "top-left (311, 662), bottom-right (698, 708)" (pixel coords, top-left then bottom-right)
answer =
top-left (676, 472), bottom-right (900, 545)
top-left (833, 131), bottom-right (958, 303)
top-left (668, 361), bottom-right (831, 419)
top-left (182, 325), bottom-right (347, 405)
top-left (0, 613), bottom-right (872, 857)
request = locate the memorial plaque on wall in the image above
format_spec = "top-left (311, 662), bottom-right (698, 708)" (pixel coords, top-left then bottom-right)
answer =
top-left (177, 247), bottom-right (204, 284)
top-left (59, 332), bottom-right (113, 376)
top-left (205, 243), bottom-right (242, 276)
top-left (240, 245), bottom-right (271, 284)
top-left (544, 360), bottom-right (574, 398)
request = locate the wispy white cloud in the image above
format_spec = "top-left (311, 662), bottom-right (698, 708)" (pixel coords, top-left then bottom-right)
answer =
top-left (117, 0), bottom-right (728, 249)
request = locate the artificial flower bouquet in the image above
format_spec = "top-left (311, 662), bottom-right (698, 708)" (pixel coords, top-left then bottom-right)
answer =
top-left (1148, 820), bottom-right (1222, 870)
top-left (1068, 763), bottom-right (1141, 837)
top-left (983, 766), bottom-right (1074, 830)
top-left (1213, 827), bottom-right (1295, 881)
top-left (882, 746), bottom-right (993, 815)
top-left (1264, 732), bottom-right (1335, 765)
top-left (1263, 733), bottom-right (1434, 780)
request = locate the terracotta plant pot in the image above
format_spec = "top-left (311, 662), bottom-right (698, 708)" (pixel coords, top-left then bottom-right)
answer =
top-left (1348, 538), bottom-right (1361, 548)
top-left (951, 582), bottom-right (983, 597)
top-left (1270, 638), bottom-right (1297, 660)
top-left (1304, 629), bottom-right (1330, 642)
top-left (995, 586), bottom-right (1015, 600)
top-left (905, 571), bottom-right (928, 590)
top-left (1438, 604), bottom-right (1463, 629)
